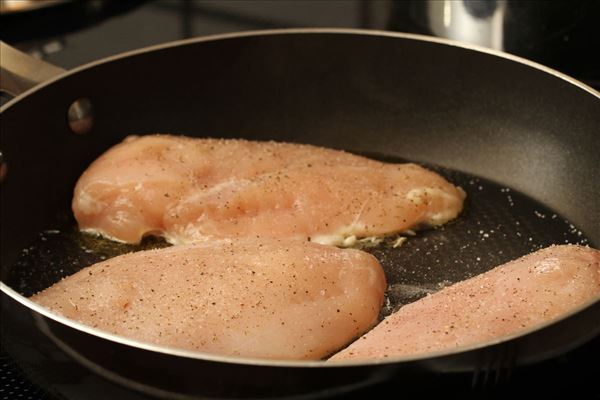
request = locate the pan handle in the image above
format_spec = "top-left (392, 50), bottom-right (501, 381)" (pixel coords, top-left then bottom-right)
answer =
top-left (0, 41), bottom-right (93, 135)
top-left (0, 41), bottom-right (65, 97)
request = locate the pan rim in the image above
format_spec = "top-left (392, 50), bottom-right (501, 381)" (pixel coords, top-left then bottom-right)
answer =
top-left (2, 281), bottom-right (599, 367)
top-left (2, 28), bottom-right (599, 368)
top-left (0, 27), bottom-right (598, 115)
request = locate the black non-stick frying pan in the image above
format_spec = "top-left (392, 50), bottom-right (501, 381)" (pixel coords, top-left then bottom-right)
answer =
top-left (1, 29), bottom-right (599, 399)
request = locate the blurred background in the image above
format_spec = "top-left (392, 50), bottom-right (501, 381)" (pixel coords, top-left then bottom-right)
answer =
top-left (1, 0), bottom-right (599, 88)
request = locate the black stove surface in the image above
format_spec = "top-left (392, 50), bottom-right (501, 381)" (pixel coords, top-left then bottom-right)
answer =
top-left (1, 337), bottom-right (599, 400)
top-left (1, 1), bottom-right (598, 399)
top-left (1, 346), bottom-right (49, 400)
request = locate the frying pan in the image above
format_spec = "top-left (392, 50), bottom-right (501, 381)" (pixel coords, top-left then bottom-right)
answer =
top-left (1, 29), bottom-right (599, 399)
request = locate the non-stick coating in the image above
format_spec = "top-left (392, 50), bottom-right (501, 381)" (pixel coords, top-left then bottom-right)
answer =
top-left (1, 30), bottom-right (599, 399)
top-left (1, 31), bottom-right (599, 270)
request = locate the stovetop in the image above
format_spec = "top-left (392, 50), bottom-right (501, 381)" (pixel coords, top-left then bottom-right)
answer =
top-left (2, 337), bottom-right (599, 400)
top-left (1, 1), bottom-right (598, 399)
top-left (0, 346), bottom-right (49, 400)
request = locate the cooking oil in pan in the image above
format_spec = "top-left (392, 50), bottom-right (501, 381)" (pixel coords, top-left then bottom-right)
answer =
top-left (5, 156), bottom-right (592, 317)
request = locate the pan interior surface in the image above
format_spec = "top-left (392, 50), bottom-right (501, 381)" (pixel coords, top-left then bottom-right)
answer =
top-left (5, 152), bottom-right (592, 324)
top-left (1, 31), bottom-right (598, 273)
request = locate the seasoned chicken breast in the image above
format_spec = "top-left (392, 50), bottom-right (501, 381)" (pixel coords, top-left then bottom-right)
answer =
top-left (329, 245), bottom-right (600, 362)
top-left (31, 238), bottom-right (386, 360)
top-left (73, 135), bottom-right (465, 245)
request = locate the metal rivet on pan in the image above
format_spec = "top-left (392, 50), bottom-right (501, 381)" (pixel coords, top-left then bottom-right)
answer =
top-left (0, 151), bottom-right (7, 183)
top-left (68, 98), bottom-right (94, 135)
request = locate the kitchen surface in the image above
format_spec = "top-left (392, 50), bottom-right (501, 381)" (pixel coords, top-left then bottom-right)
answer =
top-left (1, 1), bottom-right (599, 399)
top-left (1, 0), bottom-right (598, 85)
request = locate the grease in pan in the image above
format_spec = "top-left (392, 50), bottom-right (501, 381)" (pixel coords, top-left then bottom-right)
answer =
top-left (17, 139), bottom-right (596, 360)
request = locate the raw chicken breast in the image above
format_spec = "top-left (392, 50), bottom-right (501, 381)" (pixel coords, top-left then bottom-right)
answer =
top-left (165, 164), bottom-right (465, 246)
top-left (31, 238), bottom-right (386, 360)
top-left (73, 135), bottom-right (465, 245)
top-left (329, 245), bottom-right (600, 362)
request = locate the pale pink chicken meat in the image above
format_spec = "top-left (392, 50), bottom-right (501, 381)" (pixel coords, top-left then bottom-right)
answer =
top-left (329, 245), bottom-right (600, 362)
top-left (31, 238), bottom-right (386, 360)
top-left (72, 135), bottom-right (465, 245)
top-left (165, 164), bottom-right (465, 245)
